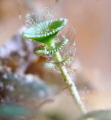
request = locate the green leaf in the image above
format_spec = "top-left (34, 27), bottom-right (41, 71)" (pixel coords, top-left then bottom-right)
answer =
top-left (34, 39), bottom-right (69, 55)
top-left (22, 18), bottom-right (68, 45)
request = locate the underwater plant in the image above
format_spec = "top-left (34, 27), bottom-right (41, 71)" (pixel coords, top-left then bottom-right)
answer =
top-left (22, 8), bottom-right (86, 114)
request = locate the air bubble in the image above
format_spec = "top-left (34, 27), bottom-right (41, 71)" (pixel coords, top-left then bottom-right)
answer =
top-left (73, 41), bottom-right (76, 46)
top-left (18, 14), bottom-right (22, 20)
top-left (6, 85), bottom-right (14, 91)
top-left (2, 74), bottom-right (8, 79)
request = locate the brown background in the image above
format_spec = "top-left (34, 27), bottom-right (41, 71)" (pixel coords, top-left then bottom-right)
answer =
top-left (0, 0), bottom-right (111, 111)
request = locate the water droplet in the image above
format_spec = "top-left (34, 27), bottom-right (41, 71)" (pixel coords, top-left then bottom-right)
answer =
top-left (25, 75), bottom-right (33, 83)
top-left (73, 41), bottom-right (76, 46)
top-left (13, 74), bottom-right (19, 79)
top-left (18, 14), bottom-right (22, 20)
top-left (2, 74), bottom-right (8, 79)
top-left (6, 85), bottom-right (14, 91)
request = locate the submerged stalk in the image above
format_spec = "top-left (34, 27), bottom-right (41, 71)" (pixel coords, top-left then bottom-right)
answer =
top-left (22, 14), bottom-right (87, 114)
top-left (53, 51), bottom-right (86, 114)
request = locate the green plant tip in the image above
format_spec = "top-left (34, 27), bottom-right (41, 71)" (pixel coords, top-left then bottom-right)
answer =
top-left (22, 18), bottom-right (68, 45)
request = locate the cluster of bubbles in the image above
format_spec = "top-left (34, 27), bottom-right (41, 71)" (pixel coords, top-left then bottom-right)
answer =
top-left (24, 7), bottom-right (77, 74)
top-left (57, 27), bottom-right (77, 71)
top-left (26, 6), bottom-right (54, 26)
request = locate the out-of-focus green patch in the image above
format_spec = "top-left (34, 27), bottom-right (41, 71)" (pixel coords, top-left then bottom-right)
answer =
top-left (77, 109), bottom-right (111, 120)
top-left (0, 104), bottom-right (36, 119)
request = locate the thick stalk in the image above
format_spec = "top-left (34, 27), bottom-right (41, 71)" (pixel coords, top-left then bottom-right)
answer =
top-left (53, 52), bottom-right (86, 114)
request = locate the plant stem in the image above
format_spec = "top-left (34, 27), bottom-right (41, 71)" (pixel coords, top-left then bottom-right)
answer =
top-left (53, 52), bottom-right (86, 114)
